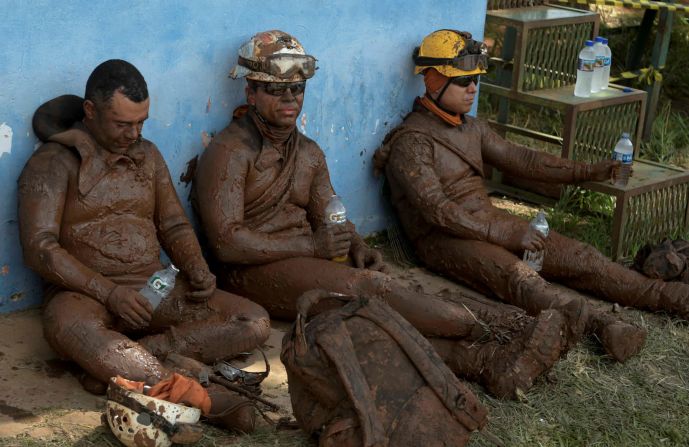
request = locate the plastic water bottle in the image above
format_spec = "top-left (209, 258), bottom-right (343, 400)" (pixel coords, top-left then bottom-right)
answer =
top-left (612, 132), bottom-right (634, 187)
top-left (574, 40), bottom-right (595, 98)
top-left (139, 264), bottom-right (179, 309)
top-left (523, 210), bottom-right (549, 272)
top-left (324, 194), bottom-right (348, 262)
top-left (591, 37), bottom-right (605, 93)
top-left (600, 37), bottom-right (612, 90)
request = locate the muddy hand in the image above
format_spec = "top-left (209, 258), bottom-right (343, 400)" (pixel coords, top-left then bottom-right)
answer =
top-left (313, 224), bottom-right (351, 259)
top-left (106, 285), bottom-right (153, 329)
top-left (520, 226), bottom-right (546, 252)
top-left (186, 265), bottom-right (216, 302)
top-left (590, 159), bottom-right (619, 182)
top-left (351, 243), bottom-right (388, 273)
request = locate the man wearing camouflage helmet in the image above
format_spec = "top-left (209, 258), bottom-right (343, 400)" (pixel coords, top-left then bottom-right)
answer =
top-left (193, 30), bottom-right (574, 399)
top-left (373, 29), bottom-right (689, 362)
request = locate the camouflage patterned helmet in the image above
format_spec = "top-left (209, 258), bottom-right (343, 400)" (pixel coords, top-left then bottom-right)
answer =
top-left (229, 30), bottom-right (317, 83)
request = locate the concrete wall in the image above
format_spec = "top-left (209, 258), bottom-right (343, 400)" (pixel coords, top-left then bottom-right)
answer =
top-left (0, 0), bottom-right (486, 312)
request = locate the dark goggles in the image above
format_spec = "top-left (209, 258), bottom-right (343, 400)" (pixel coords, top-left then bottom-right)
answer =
top-left (450, 74), bottom-right (480, 87)
top-left (413, 41), bottom-right (489, 72)
top-left (239, 54), bottom-right (317, 79)
top-left (257, 81), bottom-right (306, 97)
top-left (214, 355), bottom-right (269, 387)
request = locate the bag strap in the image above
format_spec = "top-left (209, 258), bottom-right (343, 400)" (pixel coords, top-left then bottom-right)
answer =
top-left (294, 290), bottom-right (387, 447)
top-left (352, 298), bottom-right (488, 432)
top-left (317, 320), bottom-right (387, 447)
top-left (294, 290), bottom-right (355, 356)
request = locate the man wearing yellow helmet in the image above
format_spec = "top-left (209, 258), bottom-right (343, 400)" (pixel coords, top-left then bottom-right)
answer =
top-left (374, 29), bottom-right (689, 362)
top-left (411, 29), bottom-right (487, 126)
top-left (193, 30), bottom-right (570, 399)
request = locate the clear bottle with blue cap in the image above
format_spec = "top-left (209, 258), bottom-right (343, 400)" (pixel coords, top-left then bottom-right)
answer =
top-left (599, 37), bottom-right (612, 90)
top-left (574, 40), bottom-right (596, 98)
top-left (612, 132), bottom-right (634, 187)
top-left (591, 37), bottom-right (605, 93)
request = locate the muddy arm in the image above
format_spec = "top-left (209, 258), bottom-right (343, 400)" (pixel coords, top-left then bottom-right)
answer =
top-left (479, 121), bottom-right (591, 183)
top-left (195, 143), bottom-right (314, 265)
top-left (152, 146), bottom-right (208, 273)
top-left (305, 149), bottom-right (368, 250)
top-left (388, 133), bottom-right (520, 246)
top-left (17, 147), bottom-right (117, 304)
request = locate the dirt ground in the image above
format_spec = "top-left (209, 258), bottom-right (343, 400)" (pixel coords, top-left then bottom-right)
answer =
top-left (0, 263), bottom-right (479, 444)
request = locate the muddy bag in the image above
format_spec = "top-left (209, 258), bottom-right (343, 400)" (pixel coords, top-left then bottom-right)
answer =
top-left (281, 290), bottom-right (489, 447)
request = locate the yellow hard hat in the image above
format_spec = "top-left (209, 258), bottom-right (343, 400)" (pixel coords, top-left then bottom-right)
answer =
top-left (413, 29), bottom-right (488, 77)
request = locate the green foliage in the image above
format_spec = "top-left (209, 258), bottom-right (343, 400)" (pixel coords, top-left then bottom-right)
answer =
top-left (640, 101), bottom-right (689, 165)
top-left (636, 65), bottom-right (663, 86)
top-left (517, 186), bottom-right (615, 258)
top-left (659, 16), bottom-right (689, 100)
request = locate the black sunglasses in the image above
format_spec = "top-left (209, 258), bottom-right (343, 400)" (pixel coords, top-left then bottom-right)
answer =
top-left (450, 75), bottom-right (480, 87)
top-left (260, 81), bottom-right (306, 97)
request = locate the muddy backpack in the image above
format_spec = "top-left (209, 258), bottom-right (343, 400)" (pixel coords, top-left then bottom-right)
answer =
top-left (281, 290), bottom-right (488, 447)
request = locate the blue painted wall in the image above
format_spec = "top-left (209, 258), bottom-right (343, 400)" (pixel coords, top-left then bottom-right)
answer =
top-left (0, 0), bottom-right (486, 312)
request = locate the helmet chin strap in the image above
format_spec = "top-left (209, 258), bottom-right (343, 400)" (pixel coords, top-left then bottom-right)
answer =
top-left (430, 80), bottom-right (457, 116)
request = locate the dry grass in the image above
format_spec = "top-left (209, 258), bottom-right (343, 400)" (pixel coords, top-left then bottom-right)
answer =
top-left (0, 418), bottom-right (312, 447)
top-left (468, 310), bottom-right (689, 447)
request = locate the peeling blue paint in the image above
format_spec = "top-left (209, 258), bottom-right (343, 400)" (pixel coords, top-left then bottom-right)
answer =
top-left (1, 0), bottom-right (486, 312)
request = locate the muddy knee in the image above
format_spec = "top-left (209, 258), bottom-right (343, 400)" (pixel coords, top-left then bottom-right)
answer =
top-left (348, 270), bottom-right (394, 298)
top-left (505, 262), bottom-right (551, 313)
top-left (42, 293), bottom-right (108, 359)
top-left (507, 262), bottom-right (589, 341)
top-left (211, 292), bottom-right (271, 346)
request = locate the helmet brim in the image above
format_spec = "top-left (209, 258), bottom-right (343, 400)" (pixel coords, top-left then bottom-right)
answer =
top-left (415, 65), bottom-right (486, 77)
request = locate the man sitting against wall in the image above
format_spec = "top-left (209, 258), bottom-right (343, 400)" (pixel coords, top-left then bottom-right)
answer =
top-left (18, 59), bottom-right (270, 432)
top-left (373, 29), bottom-right (686, 363)
top-left (193, 29), bottom-right (577, 399)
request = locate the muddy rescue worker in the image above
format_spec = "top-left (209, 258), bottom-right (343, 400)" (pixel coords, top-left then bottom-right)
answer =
top-left (194, 30), bottom-right (574, 399)
top-left (18, 60), bottom-right (270, 432)
top-left (373, 29), bottom-right (688, 362)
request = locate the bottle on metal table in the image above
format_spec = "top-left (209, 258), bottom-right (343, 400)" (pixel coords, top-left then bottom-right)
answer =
top-left (591, 37), bottom-right (606, 93)
top-left (523, 210), bottom-right (549, 272)
top-left (611, 132), bottom-right (634, 187)
top-left (139, 263), bottom-right (179, 309)
top-left (599, 37), bottom-right (612, 90)
top-left (574, 40), bottom-right (595, 98)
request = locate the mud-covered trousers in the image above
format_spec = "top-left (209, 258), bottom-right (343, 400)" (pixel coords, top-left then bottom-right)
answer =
top-left (221, 256), bottom-right (570, 399)
top-left (43, 275), bottom-right (270, 385)
top-left (414, 206), bottom-right (686, 322)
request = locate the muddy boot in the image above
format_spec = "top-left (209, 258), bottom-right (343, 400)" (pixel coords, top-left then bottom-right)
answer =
top-left (655, 281), bottom-right (689, 319)
top-left (205, 383), bottom-right (256, 433)
top-left (433, 309), bottom-right (565, 399)
top-left (78, 371), bottom-right (107, 395)
top-left (161, 353), bottom-right (257, 433)
top-left (162, 352), bottom-right (212, 379)
top-left (587, 311), bottom-right (646, 362)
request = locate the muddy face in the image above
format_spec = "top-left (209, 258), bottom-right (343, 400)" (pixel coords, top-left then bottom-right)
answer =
top-left (83, 91), bottom-right (149, 154)
top-left (246, 82), bottom-right (304, 128)
top-left (432, 81), bottom-right (476, 115)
